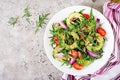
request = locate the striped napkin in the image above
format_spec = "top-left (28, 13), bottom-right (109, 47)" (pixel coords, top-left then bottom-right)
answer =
top-left (61, 1), bottom-right (120, 80)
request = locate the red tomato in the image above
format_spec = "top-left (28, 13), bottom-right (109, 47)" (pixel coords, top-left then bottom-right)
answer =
top-left (97, 27), bottom-right (106, 36)
top-left (70, 50), bottom-right (79, 58)
top-left (73, 63), bottom-right (83, 70)
top-left (82, 14), bottom-right (90, 19)
top-left (53, 36), bottom-right (59, 46)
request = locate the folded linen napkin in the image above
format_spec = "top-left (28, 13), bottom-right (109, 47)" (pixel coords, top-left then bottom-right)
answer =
top-left (61, 1), bottom-right (120, 80)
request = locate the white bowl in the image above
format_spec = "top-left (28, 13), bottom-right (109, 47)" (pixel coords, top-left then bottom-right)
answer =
top-left (44, 6), bottom-right (114, 76)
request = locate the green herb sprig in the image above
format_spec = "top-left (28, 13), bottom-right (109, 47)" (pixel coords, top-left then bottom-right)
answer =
top-left (8, 16), bottom-right (19, 27)
top-left (8, 6), bottom-right (50, 34)
top-left (23, 6), bottom-right (31, 23)
top-left (35, 13), bottom-right (50, 33)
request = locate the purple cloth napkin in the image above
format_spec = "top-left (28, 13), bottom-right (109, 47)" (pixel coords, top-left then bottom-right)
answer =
top-left (61, 1), bottom-right (120, 80)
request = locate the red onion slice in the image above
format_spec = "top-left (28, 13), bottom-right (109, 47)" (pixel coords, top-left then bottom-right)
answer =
top-left (86, 49), bottom-right (98, 58)
top-left (59, 21), bottom-right (67, 29)
top-left (96, 18), bottom-right (100, 24)
top-left (55, 53), bottom-right (64, 58)
top-left (70, 58), bottom-right (75, 65)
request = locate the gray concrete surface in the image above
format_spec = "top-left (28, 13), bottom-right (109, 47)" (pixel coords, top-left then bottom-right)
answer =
top-left (0, 0), bottom-right (108, 80)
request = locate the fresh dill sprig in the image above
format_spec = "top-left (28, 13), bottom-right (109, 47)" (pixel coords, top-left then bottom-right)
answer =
top-left (35, 13), bottom-right (50, 33)
top-left (23, 6), bottom-right (31, 23)
top-left (8, 16), bottom-right (19, 27)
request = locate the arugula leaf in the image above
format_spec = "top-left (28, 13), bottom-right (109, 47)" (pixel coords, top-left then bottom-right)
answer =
top-left (52, 53), bottom-right (55, 59)
top-left (62, 18), bottom-right (67, 24)
top-left (50, 38), bottom-right (54, 46)
top-left (35, 13), bottom-right (50, 33)
top-left (79, 9), bottom-right (85, 14)
top-left (90, 9), bottom-right (93, 18)
top-left (60, 49), bottom-right (68, 54)
top-left (23, 6), bottom-right (31, 23)
top-left (8, 16), bottom-right (19, 27)
top-left (61, 60), bottom-right (72, 68)
top-left (97, 54), bottom-right (103, 59)
top-left (50, 24), bottom-right (56, 35)
top-left (50, 24), bottom-right (60, 37)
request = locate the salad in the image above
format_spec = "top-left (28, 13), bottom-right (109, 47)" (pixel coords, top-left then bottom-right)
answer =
top-left (50, 9), bottom-right (106, 70)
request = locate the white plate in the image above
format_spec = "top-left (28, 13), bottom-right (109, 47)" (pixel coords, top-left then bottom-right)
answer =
top-left (44, 6), bottom-right (114, 76)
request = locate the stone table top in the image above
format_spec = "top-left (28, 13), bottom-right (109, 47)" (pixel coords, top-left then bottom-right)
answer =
top-left (0, 0), bottom-right (108, 80)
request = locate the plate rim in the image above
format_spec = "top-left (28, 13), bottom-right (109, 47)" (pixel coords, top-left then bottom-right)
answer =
top-left (44, 5), bottom-right (114, 75)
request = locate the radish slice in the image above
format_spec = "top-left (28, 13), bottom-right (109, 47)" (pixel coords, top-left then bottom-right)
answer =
top-left (86, 49), bottom-right (98, 58)
top-left (59, 21), bottom-right (67, 29)
top-left (70, 58), bottom-right (75, 65)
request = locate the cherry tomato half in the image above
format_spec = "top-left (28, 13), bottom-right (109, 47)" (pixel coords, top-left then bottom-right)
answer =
top-left (97, 27), bottom-right (106, 36)
top-left (73, 63), bottom-right (83, 70)
top-left (82, 14), bottom-right (90, 19)
top-left (53, 36), bottom-right (59, 46)
top-left (70, 50), bottom-right (79, 58)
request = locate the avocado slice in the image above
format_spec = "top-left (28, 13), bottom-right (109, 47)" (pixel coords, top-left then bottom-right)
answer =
top-left (60, 32), bottom-right (79, 50)
top-left (66, 12), bottom-right (84, 27)
top-left (85, 33), bottom-right (104, 52)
